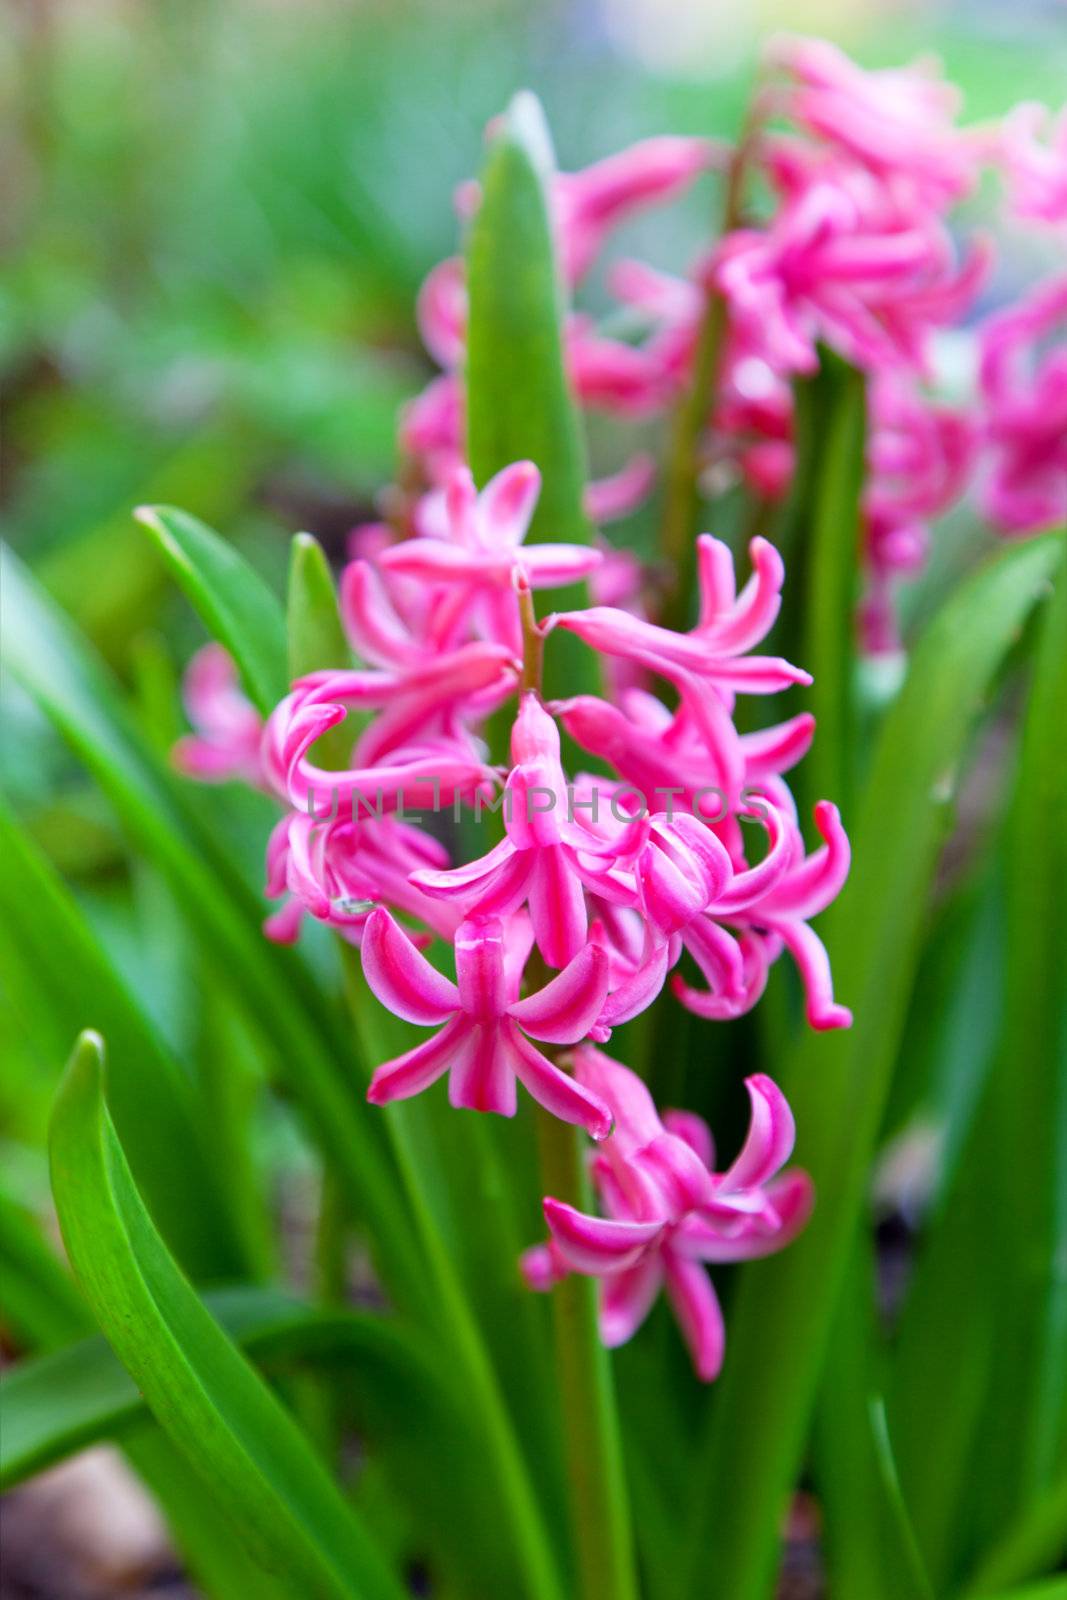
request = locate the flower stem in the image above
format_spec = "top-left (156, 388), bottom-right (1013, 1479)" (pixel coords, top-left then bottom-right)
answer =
top-left (518, 570), bottom-right (545, 696)
top-left (535, 1105), bottom-right (639, 1600)
top-left (659, 109), bottom-right (762, 635)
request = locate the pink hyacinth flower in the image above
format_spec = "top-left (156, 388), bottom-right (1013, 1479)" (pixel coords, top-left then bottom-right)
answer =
top-left (380, 463), bottom-right (602, 654)
top-left (361, 908), bottom-right (613, 1136)
top-left (551, 534), bottom-right (809, 696)
top-left (172, 643), bottom-right (265, 788)
top-left (710, 168), bottom-right (990, 379)
top-left (522, 1049), bottom-right (813, 1380)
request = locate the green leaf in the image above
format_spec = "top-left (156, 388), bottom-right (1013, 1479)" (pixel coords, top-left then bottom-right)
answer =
top-left (0, 802), bottom-right (248, 1280)
top-left (49, 1032), bottom-right (404, 1600)
top-left (793, 354), bottom-right (867, 814)
top-left (681, 532), bottom-right (1065, 1600)
top-left (465, 91), bottom-right (598, 704)
top-left (287, 531), bottom-right (351, 678)
top-left (286, 530), bottom-right (359, 764)
top-left (135, 504), bottom-right (289, 714)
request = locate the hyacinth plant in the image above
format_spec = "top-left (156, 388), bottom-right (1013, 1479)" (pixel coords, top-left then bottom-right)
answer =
top-left (2, 39), bottom-right (1066, 1600)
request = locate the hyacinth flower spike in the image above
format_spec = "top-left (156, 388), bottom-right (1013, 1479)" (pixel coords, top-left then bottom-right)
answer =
top-left (361, 908), bottom-right (614, 1137)
top-left (523, 1050), bottom-right (813, 1380)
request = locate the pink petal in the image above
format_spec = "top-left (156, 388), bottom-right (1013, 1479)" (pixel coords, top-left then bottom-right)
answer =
top-left (543, 1196), bottom-right (663, 1275)
top-left (412, 838), bottom-right (533, 916)
top-left (447, 1020), bottom-right (518, 1116)
top-left (739, 714), bottom-right (816, 780)
top-left (720, 1075), bottom-right (797, 1192)
top-left (759, 801), bottom-right (851, 920)
top-left (572, 1046), bottom-right (662, 1154)
top-left (764, 917), bottom-right (852, 1030)
top-left (478, 460), bottom-right (541, 549)
top-left (520, 1239), bottom-right (569, 1291)
top-left (663, 1253), bottom-right (725, 1382)
top-left (596, 940), bottom-right (670, 1030)
top-left (509, 944), bottom-right (609, 1043)
top-left (599, 1254), bottom-right (665, 1347)
top-left (584, 454), bottom-right (656, 524)
top-left (361, 907), bottom-right (459, 1023)
top-left (528, 848), bottom-right (588, 968)
top-left (662, 1109), bottom-right (715, 1169)
top-left (503, 1026), bottom-right (613, 1139)
top-left (454, 918), bottom-right (509, 1018)
top-left (519, 544), bottom-right (606, 586)
top-left (699, 537), bottom-right (785, 656)
top-left (367, 1016), bottom-right (468, 1105)
top-left (339, 561), bottom-right (415, 669)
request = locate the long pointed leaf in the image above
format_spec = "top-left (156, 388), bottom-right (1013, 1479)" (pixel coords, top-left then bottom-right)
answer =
top-left (135, 504), bottom-right (289, 715)
top-left (49, 1032), bottom-right (405, 1600)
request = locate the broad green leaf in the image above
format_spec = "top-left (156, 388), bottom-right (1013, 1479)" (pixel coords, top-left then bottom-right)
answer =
top-left (465, 91), bottom-right (598, 704)
top-left (0, 546), bottom-right (425, 1308)
top-left (135, 504), bottom-right (289, 714)
top-left (0, 802), bottom-right (247, 1279)
top-left (681, 532), bottom-right (1065, 1600)
top-left (49, 1032), bottom-right (404, 1600)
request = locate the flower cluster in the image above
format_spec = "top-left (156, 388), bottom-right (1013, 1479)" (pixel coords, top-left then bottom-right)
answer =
top-left (400, 41), bottom-right (1064, 655)
top-left (174, 453), bottom-right (849, 1374)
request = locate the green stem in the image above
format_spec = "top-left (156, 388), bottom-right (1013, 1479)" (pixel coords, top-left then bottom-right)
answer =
top-left (659, 111), bottom-right (762, 635)
top-left (535, 1107), bottom-right (638, 1600)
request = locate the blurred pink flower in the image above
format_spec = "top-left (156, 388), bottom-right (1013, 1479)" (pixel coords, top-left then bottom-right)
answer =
top-left (996, 102), bottom-right (1067, 226)
top-left (172, 643), bottom-right (265, 788)
top-left (979, 274), bottom-right (1067, 534)
top-left (765, 36), bottom-right (978, 204)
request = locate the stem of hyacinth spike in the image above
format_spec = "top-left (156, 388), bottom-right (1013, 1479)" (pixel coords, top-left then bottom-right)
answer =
top-left (526, 954), bottom-right (639, 1600)
top-left (535, 1107), bottom-right (639, 1600)
top-left (660, 97), bottom-right (763, 635)
top-left (517, 568), bottom-right (545, 696)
